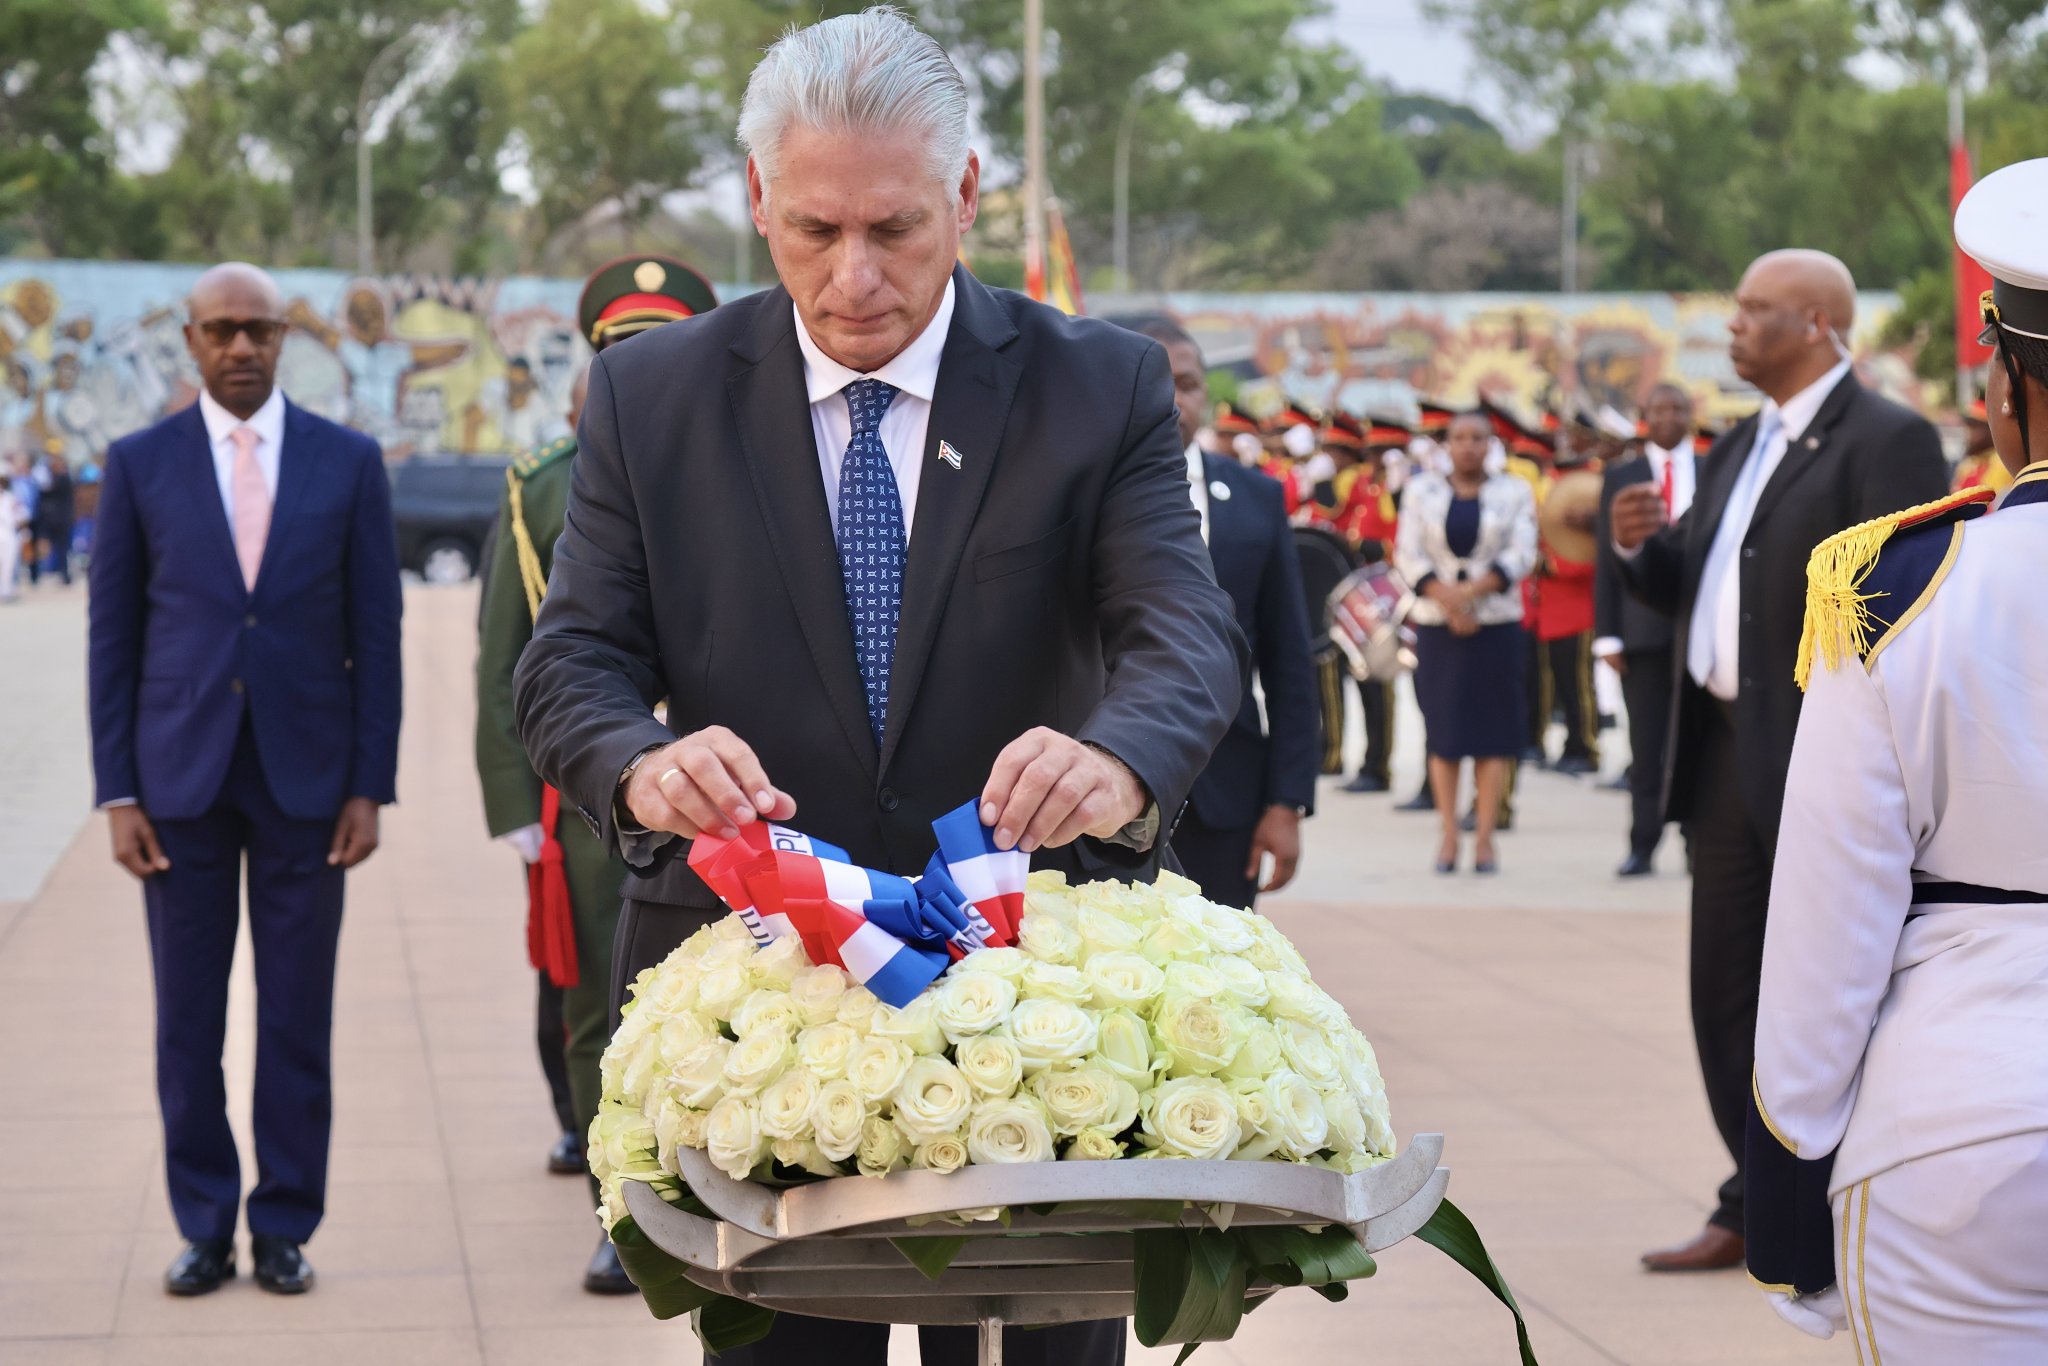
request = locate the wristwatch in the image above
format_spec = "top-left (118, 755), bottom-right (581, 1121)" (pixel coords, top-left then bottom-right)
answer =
top-left (614, 743), bottom-right (666, 835)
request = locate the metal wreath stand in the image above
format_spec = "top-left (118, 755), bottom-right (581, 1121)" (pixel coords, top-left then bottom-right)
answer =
top-left (624, 1131), bottom-right (1450, 1366)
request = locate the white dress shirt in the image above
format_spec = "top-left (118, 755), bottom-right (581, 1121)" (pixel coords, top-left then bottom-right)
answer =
top-left (1690, 358), bottom-right (1852, 700)
top-left (794, 280), bottom-right (955, 541)
top-left (1184, 441), bottom-right (1210, 544)
top-left (197, 386), bottom-right (285, 523)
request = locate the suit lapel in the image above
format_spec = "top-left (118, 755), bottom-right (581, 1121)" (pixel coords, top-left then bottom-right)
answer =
top-left (175, 403), bottom-right (243, 592)
top-left (254, 401), bottom-right (319, 596)
top-left (1682, 416), bottom-right (1756, 592)
top-left (880, 270), bottom-right (1021, 773)
top-left (727, 290), bottom-right (878, 780)
top-left (1749, 372), bottom-right (1859, 534)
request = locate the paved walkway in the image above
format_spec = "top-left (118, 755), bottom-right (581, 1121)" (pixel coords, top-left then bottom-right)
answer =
top-left (0, 585), bottom-right (1844, 1364)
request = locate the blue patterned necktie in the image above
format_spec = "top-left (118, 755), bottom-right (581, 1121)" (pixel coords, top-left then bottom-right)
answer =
top-left (835, 378), bottom-right (905, 748)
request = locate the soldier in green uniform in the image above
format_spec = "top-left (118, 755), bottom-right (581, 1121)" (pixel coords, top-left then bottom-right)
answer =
top-left (473, 255), bottom-right (718, 1293)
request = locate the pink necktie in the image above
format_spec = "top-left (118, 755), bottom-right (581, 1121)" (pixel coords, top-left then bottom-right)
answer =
top-left (229, 425), bottom-right (270, 590)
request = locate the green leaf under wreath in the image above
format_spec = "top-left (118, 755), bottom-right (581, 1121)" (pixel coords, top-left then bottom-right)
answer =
top-left (1416, 1197), bottom-right (1540, 1366)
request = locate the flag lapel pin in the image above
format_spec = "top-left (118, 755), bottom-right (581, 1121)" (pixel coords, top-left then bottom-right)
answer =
top-left (938, 440), bottom-right (964, 470)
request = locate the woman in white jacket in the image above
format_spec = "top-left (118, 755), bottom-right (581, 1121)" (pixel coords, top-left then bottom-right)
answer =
top-left (1394, 412), bottom-right (1538, 874)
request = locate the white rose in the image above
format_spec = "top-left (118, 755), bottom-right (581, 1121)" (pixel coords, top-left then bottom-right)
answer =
top-left (750, 932), bottom-right (810, 989)
top-left (721, 1029), bottom-right (794, 1097)
top-left (955, 1034), bottom-right (1025, 1098)
top-left (1262, 971), bottom-right (1330, 1026)
top-left (794, 1022), bottom-right (860, 1081)
top-left (732, 987), bottom-right (804, 1039)
top-left (1208, 955), bottom-right (1270, 1008)
top-left (1362, 1090), bottom-right (1396, 1155)
top-left (810, 1079), bottom-right (868, 1162)
top-left (1082, 952), bottom-right (1165, 1012)
top-left (1139, 915), bottom-right (1209, 964)
top-left (871, 996), bottom-right (947, 1056)
top-left (706, 1095), bottom-right (768, 1179)
top-left (836, 984), bottom-right (883, 1031)
top-left (599, 1018), bottom-right (646, 1105)
top-left (617, 1027), bottom-right (663, 1109)
top-left (757, 1067), bottom-right (821, 1141)
top-left (856, 1113), bottom-right (908, 1176)
top-left (670, 1039), bottom-right (734, 1108)
top-left (696, 960), bottom-right (752, 1018)
top-left (1189, 900), bottom-right (1258, 954)
top-left (1092, 1009), bottom-right (1159, 1088)
top-left (1029, 1065), bottom-right (1136, 1137)
top-left (1018, 961), bottom-right (1092, 1005)
top-left (711, 913), bottom-right (755, 945)
top-left (847, 1036), bottom-right (915, 1105)
top-left (1252, 920), bottom-right (1310, 975)
top-left (789, 964), bottom-right (850, 1026)
top-left (933, 971), bottom-right (1018, 1044)
top-left (1275, 1018), bottom-right (1343, 1090)
top-left (1260, 1069), bottom-right (1330, 1160)
top-left (1220, 1018), bottom-right (1285, 1083)
top-left (1162, 960), bottom-right (1224, 1002)
top-left (652, 1097), bottom-right (691, 1170)
top-left (655, 1013), bottom-right (714, 1069)
top-left (1076, 907), bottom-right (1145, 954)
top-left (1322, 1089), bottom-right (1367, 1157)
top-left (1066, 1127), bottom-right (1126, 1160)
top-left (967, 1096), bottom-right (1057, 1165)
top-left (893, 1057), bottom-right (976, 1143)
top-left (913, 1133), bottom-right (970, 1174)
top-left (1006, 998), bottom-right (1099, 1074)
top-left (1154, 994), bottom-right (1250, 1076)
top-left (1017, 913), bottom-right (1082, 965)
top-left (1228, 1078), bottom-right (1282, 1161)
top-left (1142, 1076), bottom-right (1242, 1160)
top-left (644, 961), bottom-right (704, 1017)
top-left (770, 1137), bottom-right (841, 1177)
top-left (957, 946), bottom-right (1031, 981)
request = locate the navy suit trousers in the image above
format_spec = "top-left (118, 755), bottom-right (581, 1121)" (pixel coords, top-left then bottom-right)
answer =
top-left (143, 718), bottom-right (345, 1244)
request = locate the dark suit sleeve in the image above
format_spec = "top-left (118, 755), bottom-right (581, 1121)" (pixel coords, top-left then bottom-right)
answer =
top-left (86, 438), bottom-right (144, 807)
top-left (513, 356), bottom-right (676, 860)
top-left (1618, 514), bottom-right (1686, 616)
top-left (1854, 414), bottom-right (1949, 520)
top-left (1075, 341), bottom-right (1249, 833)
top-left (346, 437), bottom-right (404, 804)
top-left (1250, 481), bottom-right (1319, 814)
top-left (1595, 472), bottom-right (1623, 641)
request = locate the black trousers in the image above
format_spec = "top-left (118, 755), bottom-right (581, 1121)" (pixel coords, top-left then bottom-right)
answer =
top-left (536, 973), bottom-right (576, 1135)
top-left (611, 900), bottom-right (1132, 1364)
top-left (1686, 699), bottom-right (1775, 1234)
top-left (711, 1309), bottom-right (1126, 1366)
top-left (1619, 647), bottom-right (1677, 858)
top-left (1171, 809), bottom-right (1259, 910)
top-left (1537, 633), bottom-right (1599, 765)
top-left (1356, 677), bottom-right (1393, 783)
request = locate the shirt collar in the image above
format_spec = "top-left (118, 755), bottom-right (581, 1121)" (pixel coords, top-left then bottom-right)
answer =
top-left (793, 279), bottom-right (956, 407)
top-left (1185, 440), bottom-right (1205, 485)
top-left (198, 386), bottom-right (286, 450)
top-left (1762, 356), bottom-right (1852, 442)
top-left (1644, 439), bottom-right (1688, 468)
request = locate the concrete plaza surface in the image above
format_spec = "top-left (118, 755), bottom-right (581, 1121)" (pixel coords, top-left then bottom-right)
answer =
top-left (0, 584), bottom-right (1845, 1365)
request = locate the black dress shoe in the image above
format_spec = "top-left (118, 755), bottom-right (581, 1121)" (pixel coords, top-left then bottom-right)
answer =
top-left (1395, 786), bottom-right (1436, 812)
top-left (1617, 851), bottom-right (1655, 877)
top-left (165, 1239), bottom-right (235, 1296)
top-left (1519, 746), bottom-right (1548, 768)
top-left (585, 1235), bottom-right (636, 1295)
top-left (251, 1236), bottom-right (313, 1294)
top-left (1552, 754), bottom-right (1597, 777)
top-left (1341, 772), bottom-right (1390, 794)
top-left (548, 1130), bottom-right (584, 1175)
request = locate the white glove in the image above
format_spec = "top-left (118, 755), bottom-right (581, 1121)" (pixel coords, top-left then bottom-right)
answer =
top-left (498, 823), bottom-right (545, 864)
top-left (1764, 1286), bottom-right (1847, 1339)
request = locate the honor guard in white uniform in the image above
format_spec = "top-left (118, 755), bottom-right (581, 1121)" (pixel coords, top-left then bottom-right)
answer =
top-left (1748, 157), bottom-right (2048, 1362)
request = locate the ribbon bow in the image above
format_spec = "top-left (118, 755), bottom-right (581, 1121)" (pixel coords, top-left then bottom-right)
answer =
top-left (686, 801), bottom-right (1028, 1007)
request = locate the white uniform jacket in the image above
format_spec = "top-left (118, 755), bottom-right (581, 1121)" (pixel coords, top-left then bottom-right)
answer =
top-left (1395, 470), bottom-right (1539, 627)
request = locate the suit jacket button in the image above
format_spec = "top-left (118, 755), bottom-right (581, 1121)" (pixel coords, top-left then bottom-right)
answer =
top-left (1742, 548), bottom-right (1756, 559)
top-left (229, 678), bottom-right (245, 694)
top-left (878, 788), bottom-right (899, 812)
top-left (244, 613), bottom-right (257, 628)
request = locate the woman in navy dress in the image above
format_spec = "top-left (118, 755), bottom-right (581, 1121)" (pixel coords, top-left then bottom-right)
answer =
top-left (1395, 412), bottom-right (1538, 873)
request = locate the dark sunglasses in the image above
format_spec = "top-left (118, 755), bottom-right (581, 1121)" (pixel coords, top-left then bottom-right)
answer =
top-left (194, 318), bottom-right (286, 347)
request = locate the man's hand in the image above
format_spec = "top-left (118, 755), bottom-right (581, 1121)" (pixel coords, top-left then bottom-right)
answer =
top-left (1246, 805), bottom-right (1302, 894)
top-left (1609, 482), bottom-right (1668, 551)
top-left (624, 726), bottom-right (796, 841)
top-left (1596, 647), bottom-right (1628, 679)
top-left (328, 797), bottom-right (381, 868)
top-left (980, 728), bottom-right (1146, 853)
top-left (109, 805), bottom-right (170, 879)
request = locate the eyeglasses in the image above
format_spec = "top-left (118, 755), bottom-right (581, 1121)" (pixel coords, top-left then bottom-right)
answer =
top-left (194, 319), bottom-right (286, 347)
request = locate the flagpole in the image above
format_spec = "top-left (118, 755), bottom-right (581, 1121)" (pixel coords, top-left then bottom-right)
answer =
top-left (1023, 0), bottom-right (1047, 299)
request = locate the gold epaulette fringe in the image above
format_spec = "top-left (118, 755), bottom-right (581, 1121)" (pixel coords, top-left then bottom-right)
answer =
top-left (1794, 487), bottom-right (1992, 690)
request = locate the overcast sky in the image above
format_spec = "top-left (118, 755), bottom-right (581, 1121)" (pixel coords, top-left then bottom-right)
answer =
top-left (1305, 0), bottom-right (1506, 127)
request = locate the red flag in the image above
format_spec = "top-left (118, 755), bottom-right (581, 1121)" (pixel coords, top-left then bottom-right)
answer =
top-left (1953, 138), bottom-right (1996, 370)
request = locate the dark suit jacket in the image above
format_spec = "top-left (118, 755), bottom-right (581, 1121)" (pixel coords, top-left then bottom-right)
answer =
top-left (1620, 373), bottom-right (1945, 837)
top-left (1186, 453), bottom-right (1320, 831)
top-left (1595, 453), bottom-right (1682, 654)
top-left (88, 399), bottom-right (403, 821)
top-left (513, 267), bottom-right (1246, 907)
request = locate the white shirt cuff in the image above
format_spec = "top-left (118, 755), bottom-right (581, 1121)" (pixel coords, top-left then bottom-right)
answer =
top-left (1613, 539), bottom-right (1643, 561)
top-left (99, 798), bottom-right (139, 809)
top-left (1592, 637), bottom-right (1624, 658)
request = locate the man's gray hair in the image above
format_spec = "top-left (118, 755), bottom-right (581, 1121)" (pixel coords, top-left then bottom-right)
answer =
top-left (738, 6), bottom-right (969, 190)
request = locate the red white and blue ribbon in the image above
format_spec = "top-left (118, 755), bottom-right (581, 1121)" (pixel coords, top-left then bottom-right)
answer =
top-left (686, 801), bottom-right (1026, 1007)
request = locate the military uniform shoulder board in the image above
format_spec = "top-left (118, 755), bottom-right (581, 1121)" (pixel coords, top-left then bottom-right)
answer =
top-left (512, 435), bottom-right (577, 481)
top-left (1795, 486), bottom-right (1996, 688)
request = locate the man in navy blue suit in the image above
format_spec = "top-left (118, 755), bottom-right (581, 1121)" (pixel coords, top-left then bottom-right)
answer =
top-left (87, 262), bottom-right (403, 1298)
top-left (1119, 316), bottom-right (1319, 909)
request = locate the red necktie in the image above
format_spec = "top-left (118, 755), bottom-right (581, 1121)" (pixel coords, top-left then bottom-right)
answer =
top-left (1659, 453), bottom-right (1675, 515)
